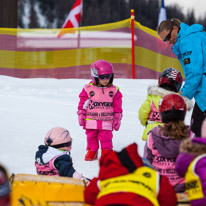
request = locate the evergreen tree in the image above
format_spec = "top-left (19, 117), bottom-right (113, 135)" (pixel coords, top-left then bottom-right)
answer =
top-left (17, 0), bottom-right (206, 30)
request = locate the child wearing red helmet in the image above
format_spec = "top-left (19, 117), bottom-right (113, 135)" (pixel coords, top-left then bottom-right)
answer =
top-left (144, 94), bottom-right (195, 193)
top-left (77, 59), bottom-right (123, 161)
top-left (138, 67), bottom-right (192, 141)
top-left (35, 127), bottom-right (88, 184)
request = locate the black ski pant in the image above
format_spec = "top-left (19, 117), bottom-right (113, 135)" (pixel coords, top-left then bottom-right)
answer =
top-left (191, 103), bottom-right (206, 137)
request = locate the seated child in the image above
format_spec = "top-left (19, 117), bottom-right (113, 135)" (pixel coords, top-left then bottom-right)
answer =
top-left (144, 94), bottom-right (194, 193)
top-left (84, 143), bottom-right (177, 206)
top-left (139, 67), bottom-right (191, 141)
top-left (176, 119), bottom-right (206, 205)
top-left (35, 127), bottom-right (86, 181)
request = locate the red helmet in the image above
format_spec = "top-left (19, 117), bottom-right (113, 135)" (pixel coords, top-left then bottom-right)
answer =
top-left (44, 127), bottom-right (72, 152)
top-left (159, 94), bottom-right (187, 123)
top-left (158, 68), bottom-right (183, 92)
top-left (91, 59), bottom-right (114, 85)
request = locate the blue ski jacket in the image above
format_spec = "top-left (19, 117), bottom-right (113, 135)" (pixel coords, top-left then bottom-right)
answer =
top-left (173, 22), bottom-right (206, 112)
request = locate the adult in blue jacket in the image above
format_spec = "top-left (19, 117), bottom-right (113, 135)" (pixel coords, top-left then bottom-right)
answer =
top-left (157, 18), bottom-right (206, 137)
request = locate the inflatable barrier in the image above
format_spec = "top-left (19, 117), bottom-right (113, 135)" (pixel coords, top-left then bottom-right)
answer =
top-left (10, 174), bottom-right (190, 206)
top-left (11, 174), bottom-right (89, 206)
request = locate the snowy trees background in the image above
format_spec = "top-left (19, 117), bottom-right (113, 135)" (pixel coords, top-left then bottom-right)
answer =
top-left (17, 0), bottom-right (206, 30)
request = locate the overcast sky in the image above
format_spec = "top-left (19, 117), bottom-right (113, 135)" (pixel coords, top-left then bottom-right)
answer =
top-left (165, 0), bottom-right (206, 19)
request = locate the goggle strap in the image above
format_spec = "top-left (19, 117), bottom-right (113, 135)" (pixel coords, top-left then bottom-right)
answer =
top-left (51, 141), bottom-right (72, 149)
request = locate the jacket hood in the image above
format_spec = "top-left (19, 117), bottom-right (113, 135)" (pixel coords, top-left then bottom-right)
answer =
top-left (178, 23), bottom-right (203, 39)
top-left (180, 138), bottom-right (206, 156)
top-left (148, 86), bottom-right (193, 111)
top-left (192, 137), bottom-right (206, 144)
top-left (148, 86), bottom-right (174, 97)
top-left (176, 152), bottom-right (195, 177)
top-left (36, 145), bottom-right (68, 164)
top-left (151, 126), bottom-right (182, 158)
top-left (173, 23), bottom-right (203, 56)
top-left (98, 143), bottom-right (143, 180)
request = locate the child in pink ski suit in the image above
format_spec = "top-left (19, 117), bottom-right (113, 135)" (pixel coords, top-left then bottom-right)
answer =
top-left (77, 59), bottom-right (123, 161)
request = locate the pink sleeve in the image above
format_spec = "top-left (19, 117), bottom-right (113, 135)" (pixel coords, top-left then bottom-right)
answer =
top-left (113, 89), bottom-right (123, 113)
top-left (78, 87), bottom-right (89, 110)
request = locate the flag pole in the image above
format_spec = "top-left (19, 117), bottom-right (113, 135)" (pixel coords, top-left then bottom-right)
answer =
top-left (131, 9), bottom-right (135, 79)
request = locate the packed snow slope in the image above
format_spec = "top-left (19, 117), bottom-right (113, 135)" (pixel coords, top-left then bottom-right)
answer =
top-left (0, 76), bottom-right (193, 179)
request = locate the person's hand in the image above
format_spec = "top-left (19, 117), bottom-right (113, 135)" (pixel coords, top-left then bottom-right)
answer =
top-left (73, 171), bottom-right (82, 179)
top-left (113, 113), bottom-right (122, 131)
top-left (77, 110), bottom-right (86, 126)
top-left (73, 171), bottom-right (90, 186)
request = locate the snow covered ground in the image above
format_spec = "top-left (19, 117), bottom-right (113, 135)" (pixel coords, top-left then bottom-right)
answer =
top-left (0, 76), bottom-right (193, 179)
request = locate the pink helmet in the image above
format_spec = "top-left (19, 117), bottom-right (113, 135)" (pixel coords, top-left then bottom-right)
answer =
top-left (44, 127), bottom-right (72, 152)
top-left (91, 59), bottom-right (114, 85)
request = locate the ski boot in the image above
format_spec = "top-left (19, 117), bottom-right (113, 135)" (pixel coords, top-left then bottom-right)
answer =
top-left (101, 149), bottom-right (112, 157)
top-left (85, 149), bottom-right (98, 161)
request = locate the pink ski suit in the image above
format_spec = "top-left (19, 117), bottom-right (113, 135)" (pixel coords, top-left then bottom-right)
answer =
top-left (77, 82), bottom-right (123, 151)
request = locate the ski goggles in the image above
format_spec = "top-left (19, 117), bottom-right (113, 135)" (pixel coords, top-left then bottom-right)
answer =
top-left (52, 140), bottom-right (72, 149)
top-left (163, 27), bottom-right (173, 42)
top-left (98, 74), bottom-right (112, 80)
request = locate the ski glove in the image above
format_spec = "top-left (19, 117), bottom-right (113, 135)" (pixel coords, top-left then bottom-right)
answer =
top-left (77, 110), bottom-right (86, 127)
top-left (113, 113), bottom-right (123, 131)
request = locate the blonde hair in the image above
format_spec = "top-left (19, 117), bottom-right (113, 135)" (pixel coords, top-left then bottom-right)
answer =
top-left (157, 18), bottom-right (181, 34)
top-left (160, 120), bottom-right (188, 140)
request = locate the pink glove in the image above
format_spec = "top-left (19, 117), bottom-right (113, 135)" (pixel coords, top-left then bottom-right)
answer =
top-left (113, 113), bottom-right (123, 131)
top-left (77, 110), bottom-right (86, 126)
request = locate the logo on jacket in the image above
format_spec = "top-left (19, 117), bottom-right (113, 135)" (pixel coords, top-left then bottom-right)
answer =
top-left (184, 58), bottom-right (190, 65)
top-left (156, 156), bottom-right (176, 163)
top-left (89, 91), bottom-right (95, 97)
top-left (88, 100), bottom-right (113, 109)
top-left (109, 91), bottom-right (114, 97)
top-left (182, 51), bottom-right (192, 58)
top-left (186, 180), bottom-right (198, 190)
